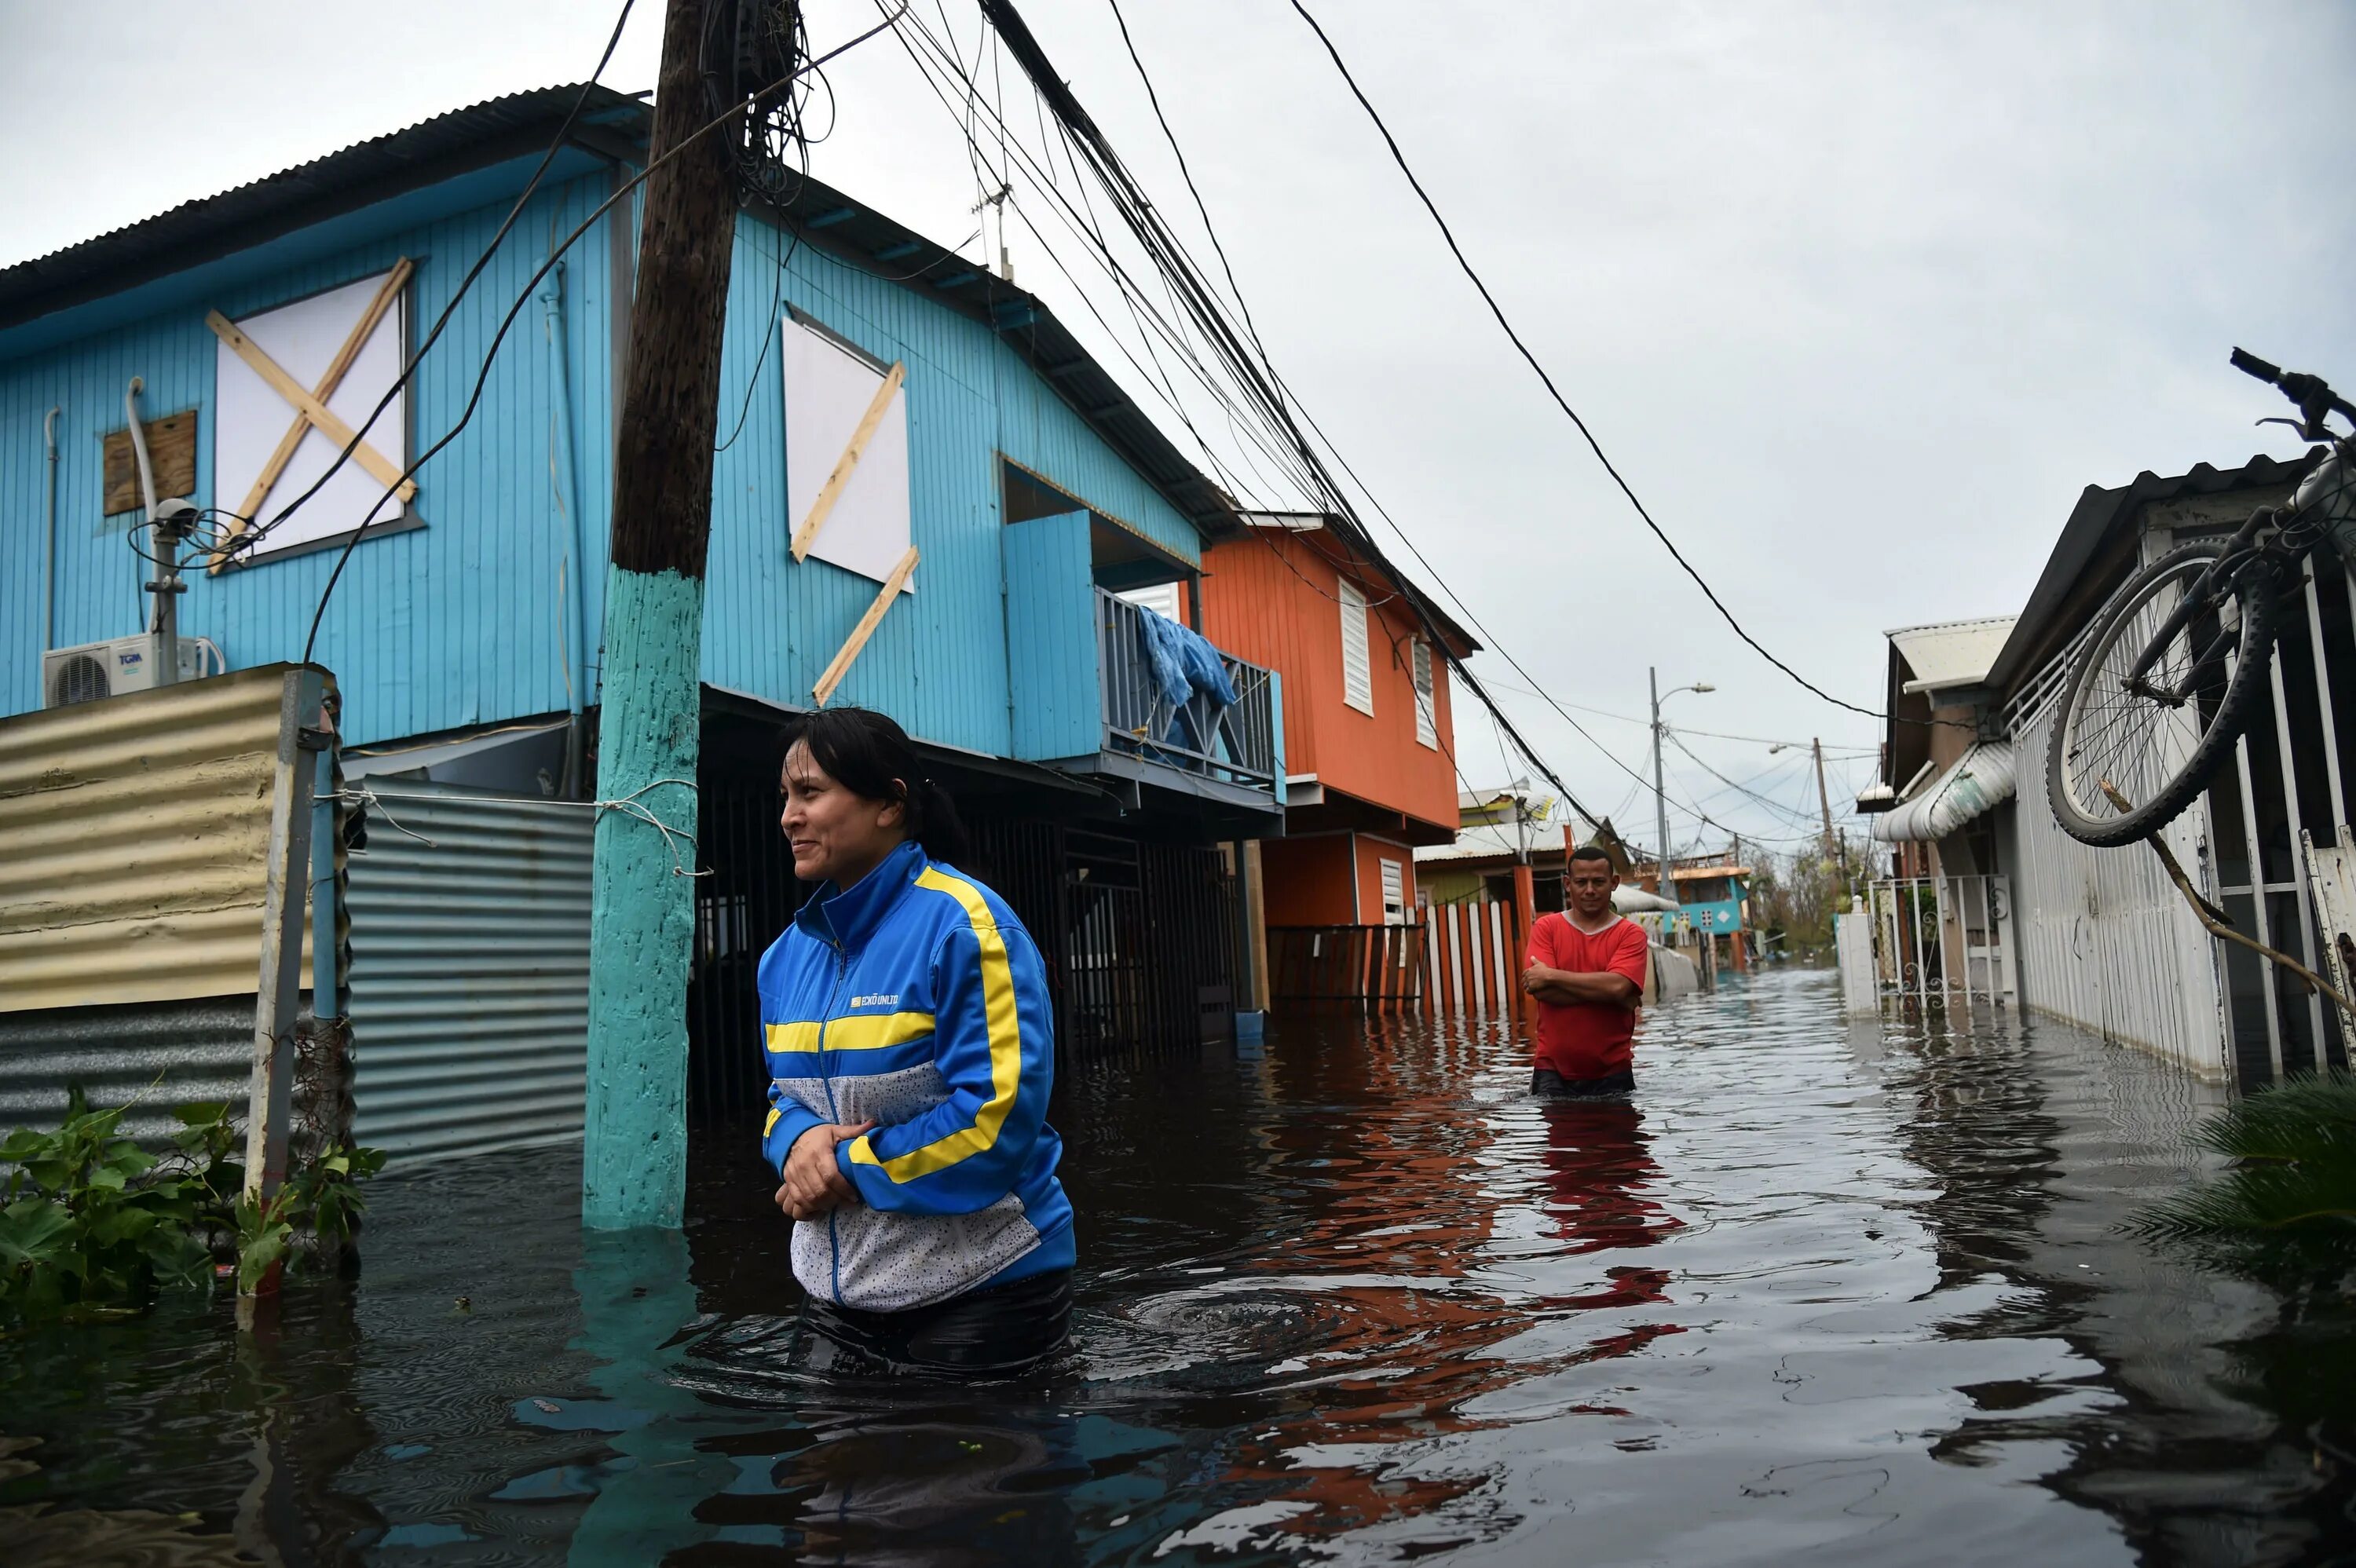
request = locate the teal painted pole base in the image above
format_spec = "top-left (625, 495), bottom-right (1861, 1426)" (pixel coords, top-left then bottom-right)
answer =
top-left (563, 1228), bottom-right (725, 1564)
top-left (584, 565), bottom-right (706, 1230)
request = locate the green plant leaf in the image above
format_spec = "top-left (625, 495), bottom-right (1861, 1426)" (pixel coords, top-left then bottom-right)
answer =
top-left (236, 1221), bottom-right (291, 1292)
top-left (0, 1198), bottom-right (76, 1269)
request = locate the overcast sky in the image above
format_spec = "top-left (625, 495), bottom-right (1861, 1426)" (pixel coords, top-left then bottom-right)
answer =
top-left (5, 1), bottom-right (2353, 853)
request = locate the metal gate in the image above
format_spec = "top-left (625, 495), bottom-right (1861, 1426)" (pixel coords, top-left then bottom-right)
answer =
top-left (1857, 873), bottom-right (2018, 1012)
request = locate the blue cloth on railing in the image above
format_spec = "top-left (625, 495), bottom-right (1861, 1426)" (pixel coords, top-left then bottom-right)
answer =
top-left (1134, 609), bottom-right (1238, 755)
top-left (1136, 609), bottom-right (1238, 709)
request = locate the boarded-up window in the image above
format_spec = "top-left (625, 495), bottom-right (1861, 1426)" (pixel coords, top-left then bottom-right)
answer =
top-left (214, 269), bottom-right (408, 554)
top-left (102, 411), bottom-right (199, 517)
top-left (1340, 578), bottom-right (1373, 715)
top-left (784, 309), bottom-right (913, 592)
top-left (1412, 638), bottom-right (1437, 748)
top-left (1379, 857), bottom-right (1407, 925)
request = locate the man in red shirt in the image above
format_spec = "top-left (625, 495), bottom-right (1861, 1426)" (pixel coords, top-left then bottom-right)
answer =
top-left (1523, 844), bottom-right (1654, 1096)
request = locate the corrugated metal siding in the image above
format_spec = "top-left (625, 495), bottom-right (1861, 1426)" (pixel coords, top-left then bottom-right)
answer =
top-left (0, 170), bottom-right (620, 746)
top-left (0, 997), bottom-right (254, 1145)
top-left (0, 663), bottom-right (315, 1011)
top-left (2010, 700), bottom-right (2227, 1077)
top-left (1003, 510), bottom-right (1099, 761)
top-left (345, 780), bottom-right (591, 1163)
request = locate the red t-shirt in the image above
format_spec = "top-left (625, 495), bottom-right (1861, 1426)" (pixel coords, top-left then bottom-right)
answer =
top-left (1527, 912), bottom-right (1651, 1078)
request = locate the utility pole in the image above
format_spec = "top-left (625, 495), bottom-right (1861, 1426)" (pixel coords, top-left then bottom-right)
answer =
top-left (1812, 737), bottom-right (1837, 862)
top-left (583, 0), bottom-right (748, 1230)
top-left (1650, 666), bottom-right (1677, 912)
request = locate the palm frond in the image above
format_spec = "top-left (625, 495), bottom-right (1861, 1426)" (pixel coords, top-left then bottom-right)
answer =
top-left (2135, 1071), bottom-right (2356, 1241)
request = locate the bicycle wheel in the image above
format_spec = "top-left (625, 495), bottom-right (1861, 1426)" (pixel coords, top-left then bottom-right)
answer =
top-left (2044, 539), bottom-right (2275, 846)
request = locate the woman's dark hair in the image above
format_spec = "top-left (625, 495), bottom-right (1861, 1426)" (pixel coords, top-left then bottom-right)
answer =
top-left (780, 706), bottom-right (973, 868)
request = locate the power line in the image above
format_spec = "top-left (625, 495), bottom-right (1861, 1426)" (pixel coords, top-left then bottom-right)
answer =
top-left (900, 2), bottom-right (1602, 827)
top-left (1282, 0), bottom-right (1886, 725)
top-left (964, 0), bottom-right (1616, 825)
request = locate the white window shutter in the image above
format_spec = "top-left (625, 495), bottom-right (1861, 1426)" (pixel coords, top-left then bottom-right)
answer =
top-left (1412, 638), bottom-right (1437, 748)
top-left (1340, 579), bottom-right (1374, 715)
top-left (1379, 858), bottom-right (1407, 924)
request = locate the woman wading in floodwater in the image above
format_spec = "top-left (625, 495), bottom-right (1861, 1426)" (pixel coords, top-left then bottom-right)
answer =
top-left (758, 707), bottom-right (1073, 1376)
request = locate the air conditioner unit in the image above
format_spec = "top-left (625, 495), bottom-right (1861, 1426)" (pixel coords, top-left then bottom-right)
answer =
top-left (42, 637), bottom-right (209, 709)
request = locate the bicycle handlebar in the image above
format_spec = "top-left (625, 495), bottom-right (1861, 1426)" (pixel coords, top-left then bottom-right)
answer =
top-left (2231, 346), bottom-right (2283, 385)
top-left (2230, 346), bottom-right (2356, 435)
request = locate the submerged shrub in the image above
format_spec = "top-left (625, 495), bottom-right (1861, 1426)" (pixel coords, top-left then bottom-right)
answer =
top-left (0, 1086), bottom-right (384, 1329)
top-left (2135, 1071), bottom-right (2356, 1241)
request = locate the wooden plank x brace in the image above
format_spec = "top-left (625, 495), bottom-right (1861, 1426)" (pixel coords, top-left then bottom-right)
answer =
top-left (790, 360), bottom-right (907, 562)
top-left (206, 259), bottom-right (416, 568)
top-left (814, 546), bottom-right (921, 706)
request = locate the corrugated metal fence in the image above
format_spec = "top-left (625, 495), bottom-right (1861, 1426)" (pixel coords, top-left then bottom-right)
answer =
top-left (2009, 700), bottom-right (2227, 1076)
top-left (0, 665), bottom-right (335, 1141)
top-left (345, 780), bottom-right (593, 1163)
top-left (0, 665), bottom-right (316, 1010)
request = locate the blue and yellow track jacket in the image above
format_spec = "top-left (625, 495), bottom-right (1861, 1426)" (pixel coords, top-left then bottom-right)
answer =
top-left (758, 839), bottom-right (1074, 1312)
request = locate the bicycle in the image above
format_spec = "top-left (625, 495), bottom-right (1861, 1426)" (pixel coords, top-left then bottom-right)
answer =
top-left (2046, 349), bottom-right (2356, 847)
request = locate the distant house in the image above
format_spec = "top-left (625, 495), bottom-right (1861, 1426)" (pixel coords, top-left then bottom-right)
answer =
top-left (0, 86), bottom-right (1288, 1154)
top-left (1418, 788), bottom-right (1568, 907)
top-left (1855, 617), bottom-right (2019, 880)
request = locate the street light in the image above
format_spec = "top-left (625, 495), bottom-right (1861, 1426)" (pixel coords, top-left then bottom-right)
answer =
top-left (1649, 668), bottom-right (1714, 912)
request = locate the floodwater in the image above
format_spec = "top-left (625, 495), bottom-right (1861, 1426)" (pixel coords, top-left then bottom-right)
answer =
top-left (5, 969), bottom-right (2354, 1565)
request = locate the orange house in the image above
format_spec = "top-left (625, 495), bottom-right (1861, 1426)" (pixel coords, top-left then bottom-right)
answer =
top-left (1199, 514), bottom-right (1477, 928)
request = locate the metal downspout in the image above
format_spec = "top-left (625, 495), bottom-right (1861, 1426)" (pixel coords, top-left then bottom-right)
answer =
top-left (42, 406), bottom-right (60, 656)
top-left (312, 747), bottom-right (339, 1025)
top-left (541, 261), bottom-right (591, 797)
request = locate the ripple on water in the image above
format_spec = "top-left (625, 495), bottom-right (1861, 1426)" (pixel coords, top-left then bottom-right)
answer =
top-left (2, 971), bottom-right (2353, 1565)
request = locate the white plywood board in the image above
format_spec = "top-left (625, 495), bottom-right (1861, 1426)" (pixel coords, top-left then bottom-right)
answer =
top-left (214, 271), bottom-right (408, 554)
top-left (784, 316), bottom-right (912, 591)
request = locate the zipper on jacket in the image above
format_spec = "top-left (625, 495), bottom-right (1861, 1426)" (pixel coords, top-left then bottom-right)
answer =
top-left (818, 939), bottom-right (851, 1305)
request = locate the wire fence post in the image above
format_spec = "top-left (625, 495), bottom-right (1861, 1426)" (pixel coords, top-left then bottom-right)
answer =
top-left (242, 666), bottom-right (331, 1299)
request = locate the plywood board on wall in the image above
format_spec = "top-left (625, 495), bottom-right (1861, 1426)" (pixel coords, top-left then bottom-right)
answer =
top-left (101, 411), bottom-right (199, 516)
top-left (783, 313), bottom-right (913, 591)
top-left (214, 269), bottom-right (408, 554)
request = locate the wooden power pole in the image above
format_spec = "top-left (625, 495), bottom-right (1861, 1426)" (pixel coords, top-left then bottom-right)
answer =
top-left (1812, 737), bottom-right (1838, 864)
top-left (584, 0), bottom-right (746, 1230)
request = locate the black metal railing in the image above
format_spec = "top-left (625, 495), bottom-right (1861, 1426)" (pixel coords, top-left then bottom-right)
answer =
top-left (1096, 590), bottom-right (1277, 792)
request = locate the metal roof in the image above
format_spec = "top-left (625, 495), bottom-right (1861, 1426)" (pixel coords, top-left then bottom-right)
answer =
top-left (0, 84), bottom-right (1242, 543)
top-left (1885, 616), bottom-right (2017, 693)
top-left (1868, 739), bottom-right (2015, 842)
top-left (0, 85), bottom-right (642, 334)
top-left (1983, 451), bottom-right (2319, 696)
top-left (1415, 818), bottom-right (1560, 864)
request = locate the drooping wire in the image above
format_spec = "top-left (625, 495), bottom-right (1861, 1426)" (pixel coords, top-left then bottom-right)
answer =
top-left (948, 1), bottom-right (1605, 824)
top-left (1282, 0), bottom-right (1886, 725)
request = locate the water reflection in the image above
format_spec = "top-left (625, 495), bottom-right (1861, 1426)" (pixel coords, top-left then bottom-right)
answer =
top-left (3, 973), bottom-right (2354, 1564)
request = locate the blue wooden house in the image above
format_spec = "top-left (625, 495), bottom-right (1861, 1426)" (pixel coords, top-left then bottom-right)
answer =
top-left (0, 86), bottom-right (1281, 1144)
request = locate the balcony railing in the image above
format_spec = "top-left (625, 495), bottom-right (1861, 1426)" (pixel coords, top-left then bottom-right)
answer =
top-left (1096, 590), bottom-right (1278, 793)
